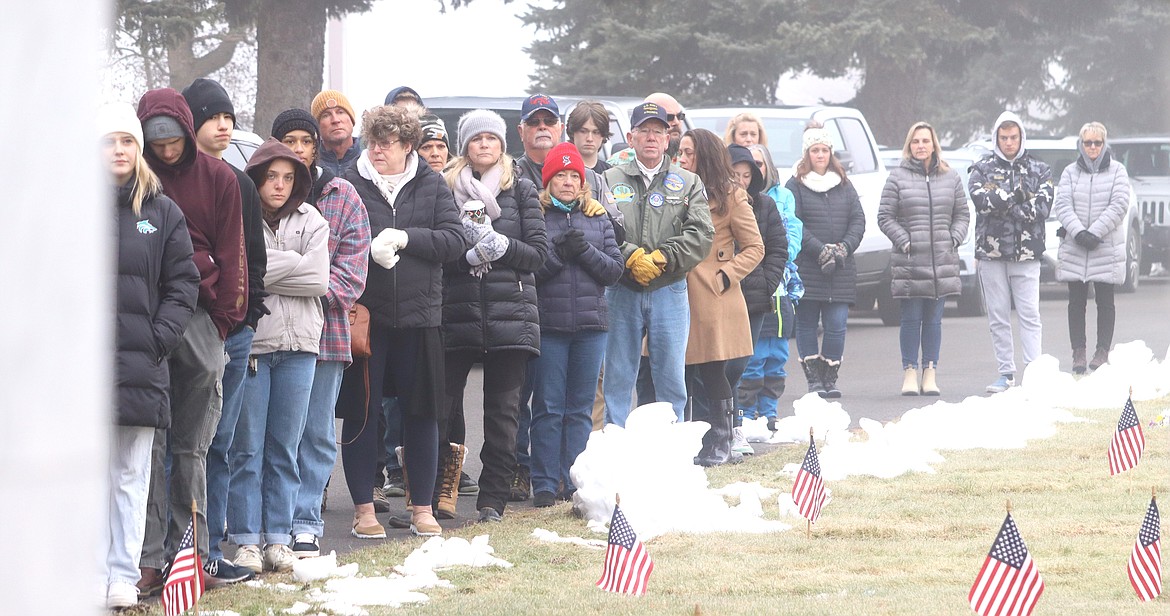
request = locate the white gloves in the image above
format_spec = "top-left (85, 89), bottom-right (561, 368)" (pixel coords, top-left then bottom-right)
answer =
top-left (466, 230), bottom-right (510, 266)
top-left (371, 229), bottom-right (403, 270)
top-left (380, 227), bottom-right (409, 250)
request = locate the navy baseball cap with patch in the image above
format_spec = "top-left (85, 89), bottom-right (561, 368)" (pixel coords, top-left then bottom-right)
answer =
top-left (631, 102), bottom-right (669, 128)
top-left (521, 94), bottom-right (559, 121)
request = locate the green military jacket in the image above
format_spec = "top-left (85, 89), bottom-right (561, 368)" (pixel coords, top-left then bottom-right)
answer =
top-left (603, 159), bottom-right (714, 291)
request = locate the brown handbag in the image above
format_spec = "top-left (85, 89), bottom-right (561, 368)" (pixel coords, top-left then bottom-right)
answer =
top-left (348, 304), bottom-right (372, 359)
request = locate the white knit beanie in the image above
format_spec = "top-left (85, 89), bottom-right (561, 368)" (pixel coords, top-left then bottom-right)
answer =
top-left (457, 109), bottom-right (508, 156)
top-left (97, 102), bottom-right (145, 148)
top-left (802, 127), bottom-right (834, 155)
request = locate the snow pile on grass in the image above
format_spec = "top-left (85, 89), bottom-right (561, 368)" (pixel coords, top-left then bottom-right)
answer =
top-left (292, 536), bottom-right (510, 615)
top-left (531, 528), bottom-right (607, 549)
top-left (570, 402), bottom-right (792, 539)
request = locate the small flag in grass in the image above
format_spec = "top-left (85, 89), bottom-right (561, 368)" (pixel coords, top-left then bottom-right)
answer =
top-left (162, 519), bottom-right (203, 616)
top-left (1108, 396), bottom-right (1144, 476)
top-left (791, 432), bottom-right (827, 524)
top-left (1128, 496), bottom-right (1162, 602)
top-left (969, 512), bottom-right (1044, 616)
top-left (596, 503), bottom-right (653, 596)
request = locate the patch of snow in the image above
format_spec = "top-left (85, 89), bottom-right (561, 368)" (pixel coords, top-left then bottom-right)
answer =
top-left (531, 528), bottom-right (607, 549)
top-left (396, 535), bottom-right (512, 575)
top-left (292, 551), bottom-right (359, 583)
top-left (283, 603), bottom-right (312, 615)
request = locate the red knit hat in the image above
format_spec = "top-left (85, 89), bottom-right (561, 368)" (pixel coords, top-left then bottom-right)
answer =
top-left (542, 142), bottom-right (587, 189)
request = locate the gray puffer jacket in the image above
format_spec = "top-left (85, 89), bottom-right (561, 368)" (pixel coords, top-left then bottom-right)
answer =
top-left (877, 158), bottom-right (970, 298)
top-left (1054, 149), bottom-right (1131, 284)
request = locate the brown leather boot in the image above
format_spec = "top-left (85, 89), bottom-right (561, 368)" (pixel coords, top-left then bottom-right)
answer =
top-left (435, 443), bottom-right (465, 520)
top-left (1089, 347), bottom-right (1109, 370)
top-left (1072, 347), bottom-right (1087, 374)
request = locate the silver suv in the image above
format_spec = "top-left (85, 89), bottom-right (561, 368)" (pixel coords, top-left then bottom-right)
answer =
top-left (1105, 137), bottom-right (1168, 276)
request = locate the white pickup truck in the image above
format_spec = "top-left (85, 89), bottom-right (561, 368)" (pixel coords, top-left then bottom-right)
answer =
top-left (688, 106), bottom-right (898, 324)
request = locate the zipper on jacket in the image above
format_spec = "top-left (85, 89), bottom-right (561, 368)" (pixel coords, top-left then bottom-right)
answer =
top-left (927, 173), bottom-right (939, 299)
top-left (1085, 172), bottom-right (1095, 280)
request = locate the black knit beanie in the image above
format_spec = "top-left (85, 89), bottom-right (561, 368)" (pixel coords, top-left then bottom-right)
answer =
top-left (181, 78), bottom-right (235, 131)
top-left (271, 108), bottom-right (320, 142)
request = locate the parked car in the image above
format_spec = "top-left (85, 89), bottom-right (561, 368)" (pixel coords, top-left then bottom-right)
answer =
top-left (221, 129), bottom-right (263, 172)
top-left (1103, 136), bottom-right (1168, 276)
top-left (424, 95), bottom-right (672, 160)
top-left (688, 106), bottom-right (897, 323)
top-left (966, 136), bottom-right (1143, 292)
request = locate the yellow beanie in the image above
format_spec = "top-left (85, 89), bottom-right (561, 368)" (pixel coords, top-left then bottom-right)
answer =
top-left (311, 90), bottom-right (356, 124)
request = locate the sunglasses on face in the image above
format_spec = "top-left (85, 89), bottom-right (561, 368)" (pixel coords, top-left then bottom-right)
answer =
top-left (666, 112), bottom-right (686, 122)
top-left (525, 116), bottom-right (560, 127)
top-left (1083, 140), bottom-right (1104, 147)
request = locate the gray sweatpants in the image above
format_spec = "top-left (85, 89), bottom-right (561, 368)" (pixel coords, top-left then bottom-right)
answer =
top-left (977, 260), bottom-right (1042, 377)
top-left (140, 308), bottom-right (225, 568)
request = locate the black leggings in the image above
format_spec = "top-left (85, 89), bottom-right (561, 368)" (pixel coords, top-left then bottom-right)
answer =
top-left (1067, 281), bottom-right (1115, 351)
top-left (692, 360), bottom-right (733, 400)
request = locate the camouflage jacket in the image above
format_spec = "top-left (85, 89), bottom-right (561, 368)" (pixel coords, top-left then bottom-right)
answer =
top-left (968, 152), bottom-right (1053, 262)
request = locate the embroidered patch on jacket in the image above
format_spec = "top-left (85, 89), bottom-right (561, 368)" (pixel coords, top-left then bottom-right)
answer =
top-left (136, 220), bottom-right (158, 234)
top-left (663, 172), bottom-right (684, 192)
top-left (648, 192), bottom-right (665, 208)
top-left (611, 183), bottom-right (635, 203)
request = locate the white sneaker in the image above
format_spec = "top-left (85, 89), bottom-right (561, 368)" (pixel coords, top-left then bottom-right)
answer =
top-left (263, 543), bottom-right (297, 573)
top-left (234, 544), bottom-right (263, 574)
top-left (731, 427), bottom-right (754, 455)
top-left (106, 581), bottom-right (138, 609)
top-left (292, 533), bottom-right (321, 558)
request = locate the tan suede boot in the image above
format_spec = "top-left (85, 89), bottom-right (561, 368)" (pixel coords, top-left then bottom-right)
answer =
top-left (921, 362), bottom-right (940, 395)
top-left (410, 505), bottom-right (442, 537)
top-left (901, 366), bottom-right (920, 396)
top-left (351, 503), bottom-right (386, 539)
top-left (435, 443), bottom-right (465, 520)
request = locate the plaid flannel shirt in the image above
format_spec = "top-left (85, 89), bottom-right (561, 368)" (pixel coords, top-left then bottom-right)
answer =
top-left (316, 176), bottom-right (371, 363)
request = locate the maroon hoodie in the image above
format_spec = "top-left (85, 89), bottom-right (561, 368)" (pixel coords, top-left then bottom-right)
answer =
top-left (137, 88), bottom-right (247, 340)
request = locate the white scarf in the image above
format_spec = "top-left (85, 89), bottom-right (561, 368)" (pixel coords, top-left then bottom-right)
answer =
top-left (453, 164), bottom-right (504, 221)
top-left (357, 150), bottom-right (418, 207)
top-left (793, 163), bottom-right (842, 193)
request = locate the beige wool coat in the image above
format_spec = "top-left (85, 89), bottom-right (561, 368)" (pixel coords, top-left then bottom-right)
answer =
top-left (685, 187), bottom-right (765, 364)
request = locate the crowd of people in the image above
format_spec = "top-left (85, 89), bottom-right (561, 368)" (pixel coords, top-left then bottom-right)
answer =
top-left (102, 81), bottom-right (1129, 609)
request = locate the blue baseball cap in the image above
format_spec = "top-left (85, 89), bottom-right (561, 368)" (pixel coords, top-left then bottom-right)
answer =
top-left (521, 94), bottom-right (560, 121)
top-left (630, 102), bottom-right (669, 129)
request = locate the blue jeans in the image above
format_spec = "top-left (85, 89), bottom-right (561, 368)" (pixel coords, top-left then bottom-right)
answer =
top-left (227, 351), bottom-right (316, 546)
top-left (515, 358), bottom-right (536, 469)
top-left (794, 299), bottom-right (849, 361)
top-left (604, 280), bottom-right (690, 425)
top-left (205, 326), bottom-right (253, 560)
top-left (105, 426), bottom-right (154, 586)
top-left (292, 360), bottom-right (344, 538)
top-left (899, 297), bottom-right (946, 368)
top-left (531, 330), bottom-right (606, 495)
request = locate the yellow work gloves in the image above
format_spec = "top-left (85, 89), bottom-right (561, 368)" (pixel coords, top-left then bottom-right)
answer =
top-left (581, 199), bottom-right (606, 217)
top-left (626, 248), bottom-right (668, 286)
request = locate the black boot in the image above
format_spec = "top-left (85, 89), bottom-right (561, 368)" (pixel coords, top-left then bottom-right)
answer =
top-left (695, 398), bottom-right (739, 466)
top-left (821, 359), bottom-right (842, 398)
top-left (801, 356), bottom-right (826, 395)
top-left (721, 398), bottom-right (744, 465)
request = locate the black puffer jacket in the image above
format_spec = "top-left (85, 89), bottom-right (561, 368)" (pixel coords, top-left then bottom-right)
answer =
top-left (535, 201), bottom-right (624, 332)
top-left (730, 144), bottom-right (787, 314)
top-left (344, 156), bottom-right (466, 329)
top-left (443, 176), bottom-right (548, 354)
top-left (115, 180), bottom-right (200, 428)
top-left (786, 176), bottom-right (865, 304)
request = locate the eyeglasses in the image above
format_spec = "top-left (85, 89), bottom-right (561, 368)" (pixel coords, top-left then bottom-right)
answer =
top-left (525, 116), bottom-right (560, 127)
top-left (666, 112), bottom-right (686, 122)
top-left (636, 126), bottom-right (667, 138)
top-left (369, 139), bottom-right (400, 151)
top-left (1083, 140), bottom-right (1104, 147)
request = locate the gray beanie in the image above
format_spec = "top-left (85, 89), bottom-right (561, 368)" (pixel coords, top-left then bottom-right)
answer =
top-left (457, 109), bottom-right (507, 156)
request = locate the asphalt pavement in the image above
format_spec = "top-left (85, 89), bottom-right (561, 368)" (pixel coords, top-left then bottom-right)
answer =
top-left (277, 276), bottom-right (1170, 559)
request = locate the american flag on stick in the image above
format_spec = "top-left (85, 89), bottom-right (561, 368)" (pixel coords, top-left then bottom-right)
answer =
top-left (969, 510), bottom-right (1044, 616)
top-left (1108, 395), bottom-right (1144, 476)
top-left (792, 430), bottom-right (827, 525)
top-left (162, 514), bottom-right (203, 616)
top-left (596, 499), bottom-right (654, 596)
top-left (1128, 495), bottom-right (1162, 602)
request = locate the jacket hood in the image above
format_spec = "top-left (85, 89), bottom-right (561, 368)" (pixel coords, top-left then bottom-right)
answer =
top-left (992, 110), bottom-right (1026, 163)
top-left (246, 138), bottom-right (313, 220)
top-left (727, 144), bottom-right (764, 195)
top-left (136, 88), bottom-right (198, 169)
top-left (1076, 144), bottom-right (1112, 174)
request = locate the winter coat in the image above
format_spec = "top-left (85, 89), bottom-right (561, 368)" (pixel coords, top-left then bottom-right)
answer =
top-left (767, 183), bottom-right (803, 262)
top-left (786, 176), bottom-right (866, 304)
top-left (603, 160), bottom-right (714, 291)
top-left (685, 188), bottom-right (765, 364)
top-left (968, 111), bottom-right (1053, 262)
top-left (730, 144), bottom-right (787, 314)
top-left (319, 138), bottom-right (361, 177)
top-left (1054, 149), bottom-right (1131, 284)
top-left (223, 164), bottom-right (268, 331)
top-left (313, 172), bottom-right (370, 363)
top-left (878, 159), bottom-right (970, 299)
top-left (535, 199), bottom-right (624, 333)
top-left (115, 180), bottom-right (200, 428)
top-left (251, 203), bottom-right (330, 354)
top-left (136, 88), bottom-right (246, 340)
top-left (344, 156), bottom-right (466, 330)
top-left (443, 175), bottom-right (548, 355)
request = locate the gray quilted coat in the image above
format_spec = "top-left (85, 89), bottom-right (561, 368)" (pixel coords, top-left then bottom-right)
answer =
top-left (877, 159), bottom-right (970, 298)
top-left (1053, 149), bottom-right (1131, 284)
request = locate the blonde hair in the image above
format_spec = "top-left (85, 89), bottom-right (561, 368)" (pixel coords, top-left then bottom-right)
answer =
top-left (900, 121), bottom-right (950, 173)
top-left (538, 181), bottom-right (590, 211)
top-left (724, 113), bottom-right (768, 147)
top-left (443, 153), bottom-right (515, 197)
top-left (113, 134), bottom-right (163, 217)
top-left (1080, 121), bottom-right (1107, 141)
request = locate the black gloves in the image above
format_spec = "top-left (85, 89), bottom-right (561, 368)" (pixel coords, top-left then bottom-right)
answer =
top-left (555, 228), bottom-right (589, 261)
top-left (1075, 230), bottom-right (1101, 250)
